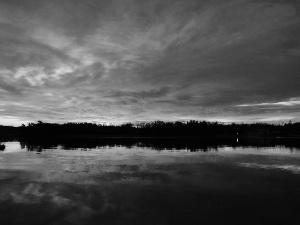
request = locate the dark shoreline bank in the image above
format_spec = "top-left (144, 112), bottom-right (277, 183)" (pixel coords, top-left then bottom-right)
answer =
top-left (4, 136), bottom-right (298, 152)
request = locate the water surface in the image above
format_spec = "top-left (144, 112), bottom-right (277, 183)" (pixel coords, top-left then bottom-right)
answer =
top-left (0, 139), bottom-right (300, 225)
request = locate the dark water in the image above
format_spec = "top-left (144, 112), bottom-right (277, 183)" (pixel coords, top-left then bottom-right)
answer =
top-left (0, 138), bottom-right (300, 225)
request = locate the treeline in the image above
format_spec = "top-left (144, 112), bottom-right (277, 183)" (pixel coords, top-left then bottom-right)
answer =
top-left (15, 120), bottom-right (300, 138)
top-left (0, 125), bottom-right (21, 139)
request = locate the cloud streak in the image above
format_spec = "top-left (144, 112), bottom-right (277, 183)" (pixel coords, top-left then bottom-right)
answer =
top-left (237, 98), bottom-right (300, 107)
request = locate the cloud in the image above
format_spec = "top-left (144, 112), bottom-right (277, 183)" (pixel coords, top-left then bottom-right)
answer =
top-left (0, 0), bottom-right (299, 125)
top-left (237, 98), bottom-right (300, 107)
top-left (107, 87), bottom-right (171, 99)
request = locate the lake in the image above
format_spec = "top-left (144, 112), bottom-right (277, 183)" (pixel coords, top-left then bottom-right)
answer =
top-left (0, 138), bottom-right (300, 225)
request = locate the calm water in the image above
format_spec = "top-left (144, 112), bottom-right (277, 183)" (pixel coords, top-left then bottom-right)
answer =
top-left (0, 139), bottom-right (300, 225)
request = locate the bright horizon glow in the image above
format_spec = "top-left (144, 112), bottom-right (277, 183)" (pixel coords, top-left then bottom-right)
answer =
top-left (0, 116), bottom-right (297, 127)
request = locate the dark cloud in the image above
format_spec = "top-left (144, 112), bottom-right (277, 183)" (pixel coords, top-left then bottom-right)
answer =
top-left (0, 0), bottom-right (299, 125)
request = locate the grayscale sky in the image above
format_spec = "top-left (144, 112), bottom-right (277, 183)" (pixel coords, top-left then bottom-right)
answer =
top-left (0, 0), bottom-right (300, 126)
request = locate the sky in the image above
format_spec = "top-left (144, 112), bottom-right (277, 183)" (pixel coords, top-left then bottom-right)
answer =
top-left (0, 0), bottom-right (300, 126)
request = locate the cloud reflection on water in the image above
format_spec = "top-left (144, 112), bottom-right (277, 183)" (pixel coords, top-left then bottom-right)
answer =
top-left (0, 141), bottom-right (300, 224)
